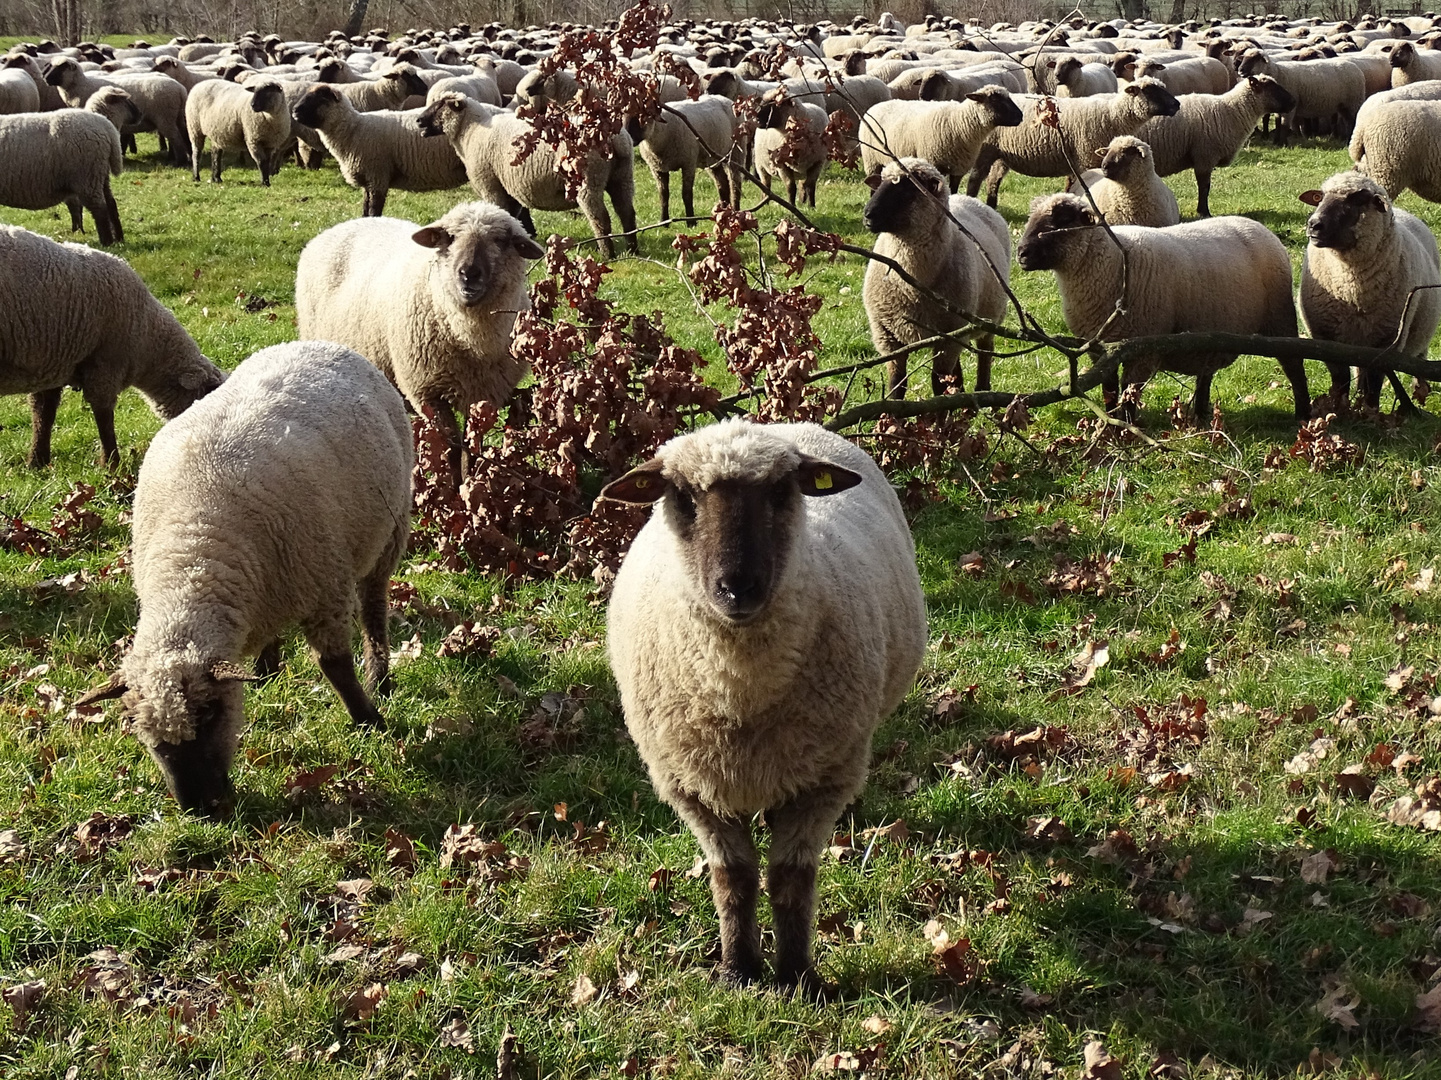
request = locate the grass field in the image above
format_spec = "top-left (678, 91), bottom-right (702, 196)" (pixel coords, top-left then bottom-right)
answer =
top-left (4, 119), bottom-right (1441, 1080)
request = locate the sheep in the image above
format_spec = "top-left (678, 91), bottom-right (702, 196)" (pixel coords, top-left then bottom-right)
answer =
top-left (415, 91), bottom-right (637, 258)
top-left (151, 54), bottom-right (216, 91)
top-left (1349, 97), bottom-right (1441, 202)
top-left (1131, 74), bottom-right (1296, 216)
top-left (1131, 54), bottom-right (1231, 95)
top-left (335, 63), bottom-right (429, 110)
top-left (44, 55), bottom-right (190, 164)
top-left (601, 418), bottom-right (926, 989)
top-left (0, 61), bottom-right (40, 113)
top-left (1, 54), bottom-right (65, 111)
top-left (0, 224), bottom-right (223, 466)
top-left (968, 78), bottom-right (1180, 207)
top-left (1389, 40), bottom-right (1441, 85)
top-left (1073, 135), bottom-right (1180, 226)
top-left (628, 95), bottom-right (741, 224)
top-left (295, 201), bottom-right (542, 479)
top-left (75, 341), bottom-right (411, 817)
top-left (85, 84), bottom-right (144, 133)
top-left (1050, 55), bottom-right (1120, 96)
top-left (0, 108), bottom-right (128, 245)
top-left (1298, 172), bottom-right (1441, 409)
top-left (425, 71), bottom-right (502, 105)
top-left (185, 78), bottom-right (291, 185)
top-left (859, 86), bottom-right (1024, 191)
top-left (862, 157), bottom-right (1010, 396)
top-left (513, 66), bottom-right (579, 107)
top-left (752, 92), bottom-right (829, 207)
top-left (1234, 49), bottom-right (1365, 140)
top-left (293, 84), bottom-right (468, 216)
top-left (1016, 193), bottom-right (1309, 422)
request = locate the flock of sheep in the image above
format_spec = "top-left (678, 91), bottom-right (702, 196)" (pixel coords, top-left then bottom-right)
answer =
top-left (4, 5), bottom-right (1441, 988)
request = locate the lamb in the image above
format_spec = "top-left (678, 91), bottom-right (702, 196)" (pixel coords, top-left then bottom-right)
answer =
top-left (1073, 135), bottom-right (1180, 226)
top-left (295, 201), bottom-right (542, 479)
top-left (415, 92), bottom-right (637, 258)
top-left (967, 79), bottom-right (1180, 207)
top-left (185, 78), bottom-right (291, 185)
top-left (1350, 96), bottom-right (1441, 204)
top-left (44, 55), bottom-right (190, 164)
top-left (862, 157), bottom-right (1011, 396)
top-left (1130, 74), bottom-right (1295, 216)
top-left (75, 341), bottom-right (411, 817)
top-left (602, 418), bottom-right (926, 989)
top-left (0, 108), bottom-right (129, 245)
top-left (0, 224), bottom-right (223, 466)
top-left (753, 92), bottom-right (829, 207)
top-left (628, 95), bottom-right (741, 224)
top-left (1016, 193), bottom-right (1309, 422)
top-left (293, 84), bottom-right (468, 216)
top-left (1389, 40), bottom-right (1441, 85)
top-left (859, 86), bottom-right (1024, 191)
top-left (1298, 172), bottom-right (1441, 409)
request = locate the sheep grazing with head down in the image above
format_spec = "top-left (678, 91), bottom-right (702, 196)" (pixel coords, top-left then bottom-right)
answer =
top-left (1299, 171), bottom-right (1441, 410)
top-left (295, 200), bottom-right (543, 482)
top-left (603, 419), bottom-right (927, 989)
top-left (862, 157), bottom-right (1011, 396)
top-left (77, 341), bottom-right (412, 817)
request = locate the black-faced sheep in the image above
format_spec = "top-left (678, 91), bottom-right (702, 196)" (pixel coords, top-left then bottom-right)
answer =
top-left (859, 86), bottom-right (1024, 191)
top-left (1073, 135), bottom-right (1180, 227)
top-left (185, 78), bottom-right (291, 185)
top-left (753, 91), bottom-right (829, 207)
top-left (0, 106), bottom-right (129, 245)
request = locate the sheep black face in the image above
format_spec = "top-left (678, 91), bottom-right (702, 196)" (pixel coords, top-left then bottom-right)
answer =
top-left (1017, 195), bottom-right (1098, 271)
top-left (862, 164), bottom-right (945, 234)
top-left (412, 214), bottom-right (544, 309)
top-left (248, 82), bottom-right (285, 113)
top-left (416, 92), bottom-right (468, 138)
top-left (1125, 78), bottom-right (1181, 118)
top-left (600, 455), bottom-right (861, 624)
top-left (388, 66), bottom-right (429, 98)
top-left (1099, 140), bottom-right (1145, 181)
top-left (1248, 74), bottom-right (1297, 114)
top-left (970, 87), bottom-right (1023, 128)
top-left (293, 84), bottom-right (338, 128)
top-left (918, 70), bottom-right (950, 101)
top-left (42, 58), bottom-right (70, 86)
top-left (1300, 185), bottom-right (1388, 251)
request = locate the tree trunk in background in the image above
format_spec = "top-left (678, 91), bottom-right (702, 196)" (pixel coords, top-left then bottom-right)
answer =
top-left (1119, 0), bottom-right (1149, 21)
top-left (52, 0), bottom-right (82, 44)
top-left (1168, 0), bottom-right (1186, 23)
top-left (343, 0), bottom-right (370, 38)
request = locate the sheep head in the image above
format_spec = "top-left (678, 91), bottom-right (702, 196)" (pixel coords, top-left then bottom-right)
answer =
top-left (600, 421), bottom-right (861, 625)
top-left (1301, 174), bottom-right (1392, 254)
top-left (1122, 77), bottom-right (1181, 119)
top-left (246, 80), bottom-right (286, 114)
top-left (1245, 74), bottom-right (1296, 114)
top-left (415, 90), bottom-right (472, 138)
top-left (861, 158), bottom-right (947, 235)
top-left (1097, 136), bottom-right (1150, 181)
top-left (967, 85), bottom-right (1023, 128)
top-left (411, 201), bottom-right (544, 309)
top-left (1016, 193), bottom-right (1099, 272)
top-left (42, 55), bottom-right (76, 86)
top-left (292, 83), bottom-right (343, 128)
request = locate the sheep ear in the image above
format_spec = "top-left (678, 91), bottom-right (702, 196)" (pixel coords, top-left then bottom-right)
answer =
top-left (75, 671), bottom-right (128, 707)
top-left (864, 172), bottom-right (883, 190)
top-left (209, 660), bottom-right (262, 682)
top-left (1298, 189), bottom-right (1324, 207)
top-left (412, 226), bottom-right (452, 249)
top-left (598, 458), bottom-right (668, 504)
top-left (796, 457), bottom-right (862, 497)
top-left (513, 234), bottom-right (545, 259)
top-left (1094, 146), bottom-right (1107, 160)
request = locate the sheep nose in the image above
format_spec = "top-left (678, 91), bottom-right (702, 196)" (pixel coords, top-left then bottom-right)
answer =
top-left (714, 572), bottom-right (767, 617)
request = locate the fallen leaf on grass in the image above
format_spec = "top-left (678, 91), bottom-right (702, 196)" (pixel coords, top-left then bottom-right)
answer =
top-left (1082, 1040), bottom-right (1123, 1080)
top-left (323, 943), bottom-right (367, 964)
top-left (958, 551), bottom-right (984, 576)
top-left (570, 974), bottom-right (598, 1006)
top-left (1315, 978), bottom-right (1360, 1031)
top-left (438, 1016), bottom-right (475, 1052)
top-left (339, 982), bottom-right (386, 1022)
top-left (1024, 816), bottom-right (1073, 844)
top-left (1415, 982), bottom-right (1441, 1033)
top-left (1299, 849), bottom-right (1341, 885)
top-left (497, 1024), bottom-right (520, 1080)
top-left (73, 812), bottom-right (132, 861)
top-left (384, 828), bottom-right (418, 874)
top-left (1284, 738), bottom-right (1335, 775)
top-left (1087, 829), bottom-right (1139, 865)
top-left (1408, 568), bottom-right (1435, 595)
top-left (860, 1015), bottom-right (892, 1037)
top-left (1387, 777), bottom-right (1441, 831)
top-left (860, 820), bottom-right (909, 846)
top-left (0, 829), bottom-right (26, 864)
top-left (1237, 908), bottom-right (1273, 936)
top-left (2, 980), bottom-right (45, 1026)
top-left (1386, 665), bottom-right (1416, 693)
top-left (284, 764), bottom-right (339, 800)
top-left (1056, 640), bottom-right (1109, 696)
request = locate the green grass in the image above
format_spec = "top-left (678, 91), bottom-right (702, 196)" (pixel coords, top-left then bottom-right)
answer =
top-left (5, 131), bottom-right (1441, 1079)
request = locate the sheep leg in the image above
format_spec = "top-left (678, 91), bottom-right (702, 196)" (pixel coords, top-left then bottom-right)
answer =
top-left (976, 332), bottom-right (995, 393)
top-left (1324, 361), bottom-right (1351, 408)
top-left (931, 343), bottom-right (963, 396)
top-left (1279, 357), bottom-right (1312, 419)
top-left (578, 183), bottom-right (616, 259)
top-left (1192, 372), bottom-right (1214, 425)
top-left (367, 187), bottom-right (388, 217)
top-left (965, 147), bottom-right (1000, 200)
top-left (656, 169), bottom-right (671, 224)
top-left (254, 640), bottom-right (283, 681)
top-left (82, 389), bottom-right (120, 467)
top-left (64, 196), bottom-right (84, 233)
top-left (1195, 168), bottom-right (1213, 218)
top-left (606, 168), bottom-right (639, 253)
top-left (358, 558), bottom-right (397, 698)
top-left (210, 147), bottom-right (224, 183)
top-left (764, 782), bottom-right (852, 990)
top-left (191, 133), bottom-right (205, 182)
top-left (425, 397), bottom-right (464, 487)
top-left (27, 388), bottom-right (62, 469)
top-left (102, 179), bottom-right (123, 244)
top-left (804, 164), bottom-right (821, 207)
top-left (877, 328), bottom-right (909, 398)
top-left (785, 174), bottom-right (799, 207)
top-left (709, 164), bottom-right (731, 211)
top-left (667, 787), bottom-right (762, 985)
top-left (681, 165), bottom-right (697, 225)
top-left (1360, 365), bottom-right (1386, 411)
top-left (983, 159), bottom-right (1009, 208)
top-left (85, 196), bottom-right (115, 246)
top-left (316, 649), bottom-right (386, 729)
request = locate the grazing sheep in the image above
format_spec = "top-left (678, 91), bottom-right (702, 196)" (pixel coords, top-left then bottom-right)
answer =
top-left (859, 86), bottom-right (1024, 191)
top-left (753, 92), bottom-right (829, 207)
top-left (1016, 193), bottom-right (1308, 421)
top-left (1350, 97), bottom-right (1441, 203)
top-left (628, 95), bottom-right (741, 224)
top-left (293, 84), bottom-right (468, 216)
top-left (862, 157), bottom-right (1011, 395)
top-left (84, 85), bottom-right (144, 134)
top-left (1131, 54), bottom-right (1231, 95)
top-left (0, 225), bottom-right (223, 466)
top-left (76, 341), bottom-right (411, 817)
top-left (0, 61), bottom-right (40, 113)
top-left (967, 79), bottom-right (1181, 208)
top-left (0, 108), bottom-right (128, 245)
top-left (1131, 74), bottom-right (1296, 217)
top-left (185, 78), bottom-right (291, 184)
top-left (44, 55), bottom-right (190, 164)
top-left (415, 91), bottom-right (637, 257)
top-left (1073, 135), bottom-right (1180, 226)
top-left (1389, 40), bottom-right (1441, 85)
top-left (1299, 172), bottom-right (1441, 408)
top-left (602, 418), bottom-right (926, 989)
top-left (295, 201), bottom-right (542, 478)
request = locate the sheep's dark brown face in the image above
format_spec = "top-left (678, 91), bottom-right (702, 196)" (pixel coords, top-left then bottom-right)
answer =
top-left (1017, 196), bottom-right (1097, 272)
top-left (1247, 75), bottom-right (1296, 114)
top-left (416, 93), bottom-right (465, 137)
top-left (249, 83), bottom-right (284, 113)
top-left (918, 70), bottom-right (950, 100)
top-left (146, 698), bottom-right (239, 818)
top-left (412, 217), bottom-right (544, 307)
top-left (1126, 79), bottom-right (1181, 118)
top-left (42, 58), bottom-right (71, 85)
top-left (1302, 186), bottom-right (1387, 251)
top-left (600, 456), bottom-right (862, 625)
top-left (292, 84), bottom-right (338, 127)
top-left (971, 87), bottom-right (1023, 128)
top-left (1099, 143), bottom-right (1142, 181)
top-left (862, 166), bottom-right (945, 235)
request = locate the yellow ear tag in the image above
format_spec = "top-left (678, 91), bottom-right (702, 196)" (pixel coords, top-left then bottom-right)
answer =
top-left (813, 471), bottom-right (833, 490)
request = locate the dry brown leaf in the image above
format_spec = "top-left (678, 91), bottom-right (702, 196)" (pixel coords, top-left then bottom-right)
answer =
top-left (1299, 849), bottom-right (1340, 885)
top-left (1415, 982), bottom-right (1441, 1033)
top-left (340, 982), bottom-right (386, 1023)
top-left (570, 973), bottom-right (598, 1007)
top-left (0, 829), bottom-right (26, 864)
top-left (384, 828), bottom-right (418, 874)
top-left (1082, 1040), bottom-right (1124, 1080)
top-left (438, 1016), bottom-right (475, 1052)
top-left (1237, 908), bottom-right (1273, 935)
top-left (2, 980), bottom-right (45, 1026)
top-left (860, 1014), bottom-right (893, 1037)
top-left (1315, 978), bottom-right (1360, 1031)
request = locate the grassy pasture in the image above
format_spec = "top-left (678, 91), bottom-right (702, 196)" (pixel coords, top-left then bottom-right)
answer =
top-left (3, 119), bottom-right (1441, 1079)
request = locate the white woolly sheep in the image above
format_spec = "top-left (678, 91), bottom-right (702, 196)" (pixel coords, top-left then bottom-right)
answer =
top-left (1131, 54), bottom-right (1231, 95)
top-left (1073, 135), bottom-right (1180, 227)
top-left (335, 63), bottom-right (429, 110)
top-left (1299, 172), bottom-right (1441, 409)
top-left (862, 157), bottom-right (1011, 395)
top-left (0, 61), bottom-right (40, 113)
top-left (967, 78), bottom-right (1181, 207)
top-left (44, 55), bottom-right (190, 164)
top-left (1131, 74), bottom-right (1295, 217)
top-left (0, 224), bottom-right (223, 466)
top-left (1350, 78), bottom-right (1441, 162)
top-left (1389, 40), bottom-right (1441, 85)
top-left (0, 108), bottom-right (128, 245)
top-left (295, 200), bottom-right (543, 478)
top-left (415, 92), bottom-right (637, 257)
top-left (293, 84), bottom-right (468, 216)
top-left (1050, 55), bottom-right (1120, 96)
top-left (753, 92), bottom-right (829, 207)
top-left (185, 78), bottom-right (291, 184)
top-left (602, 418), bottom-right (926, 989)
top-left (1234, 49), bottom-right (1365, 141)
top-left (1, 53), bottom-right (65, 111)
top-left (628, 95), bottom-right (741, 224)
top-left (76, 341), bottom-right (412, 817)
top-left (1016, 193), bottom-right (1309, 421)
top-left (859, 87), bottom-right (1024, 191)
top-left (1350, 97), bottom-right (1441, 203)
top-left (426, 71), bottom-right (502, 105)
